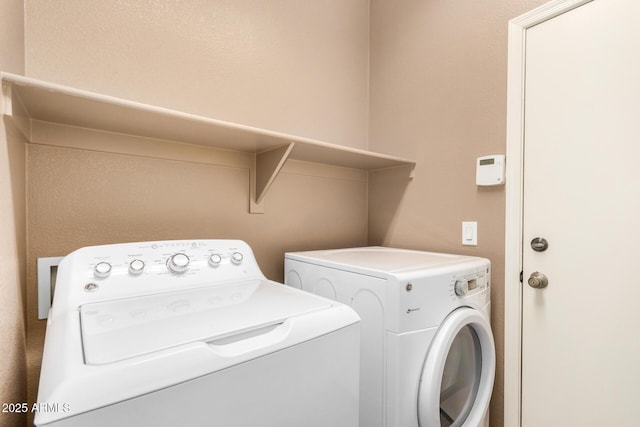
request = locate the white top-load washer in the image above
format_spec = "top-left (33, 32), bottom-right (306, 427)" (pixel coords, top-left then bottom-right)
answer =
top-left (285, 247), bottom-right (495, 427)
top-left (35, 240), bottom-right (360, 427)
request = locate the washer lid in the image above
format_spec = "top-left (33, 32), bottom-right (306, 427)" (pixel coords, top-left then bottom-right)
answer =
top-left (80, 280), bottom-right (331, 365)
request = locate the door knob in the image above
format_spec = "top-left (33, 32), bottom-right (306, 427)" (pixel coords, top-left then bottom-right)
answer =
top-left (528, 272), bottom-right (548, 289)
top-left (530, 237), bottom-right (549, 252)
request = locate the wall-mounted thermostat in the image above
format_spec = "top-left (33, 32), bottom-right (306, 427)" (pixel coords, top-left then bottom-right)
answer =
top-left (476, 155), bottom-right (505, 186)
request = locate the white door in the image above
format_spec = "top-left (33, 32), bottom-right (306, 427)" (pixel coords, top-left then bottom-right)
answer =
top-left (521, 0), bottom-right (640, 425)
top-left (418, 308), bottom-right (495, 427)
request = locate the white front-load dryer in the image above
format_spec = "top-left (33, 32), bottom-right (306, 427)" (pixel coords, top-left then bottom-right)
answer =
top-left (35, 240), bottom-right (360, 427)
top-left (285, 247), bottom-right (495, 427)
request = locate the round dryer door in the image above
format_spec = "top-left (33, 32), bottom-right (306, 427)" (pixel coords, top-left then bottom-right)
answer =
top-left (417, 307), bottom-right (495, 427)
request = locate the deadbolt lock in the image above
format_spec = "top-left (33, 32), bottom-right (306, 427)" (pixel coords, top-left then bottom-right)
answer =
top-left (530, 237), bottom-right (549, 252)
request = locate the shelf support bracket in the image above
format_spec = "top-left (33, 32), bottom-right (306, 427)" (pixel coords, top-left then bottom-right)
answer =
top-left (249, 142), bottom-right (295, 213)
top-left (1, 80), bottom-right (11, 115)
top-left (2, 79), bottom-right (31, 140)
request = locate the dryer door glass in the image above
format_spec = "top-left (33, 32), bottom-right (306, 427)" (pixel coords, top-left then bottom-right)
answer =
top-left (439, 325), bottom-right (481, 426)
top-left (417, 307), bottom-right (495, 427)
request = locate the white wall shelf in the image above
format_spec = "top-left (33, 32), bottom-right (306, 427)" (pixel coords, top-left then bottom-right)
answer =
top-left (1, 72), bottom-right (415, 212)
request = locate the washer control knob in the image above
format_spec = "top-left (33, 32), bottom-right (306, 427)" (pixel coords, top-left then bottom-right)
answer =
top-left (231, 252), bottom-right (244, 265)
top-left (94, 262), bottom-right (112, 278)
top-left (129, 259), bottom-right (145, 275)
top-left (454, 279), bottom-right (469, 297)
top-left (167, 253), bottom-right (190, 274)
top-left (208, 253), bottom-right (222, 267)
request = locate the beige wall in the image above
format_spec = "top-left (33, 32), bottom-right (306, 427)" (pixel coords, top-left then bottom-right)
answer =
top-left (0, 122), bottom-right (28, 427)
top-left (0, 1), bottom-right (27, 427)
top-left (368, 1), bottom-right (548, 426)
top-left (25, 0), bottom-right (369, 149)
top-left (22, 0), bottom-right (371, 421)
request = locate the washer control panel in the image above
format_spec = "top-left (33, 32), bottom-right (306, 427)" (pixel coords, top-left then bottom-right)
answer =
top-left (50, 240), bottom-right (263, 315)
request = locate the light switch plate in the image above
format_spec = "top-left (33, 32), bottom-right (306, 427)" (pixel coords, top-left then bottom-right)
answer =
top-left (462, 221), bottom-right (478, 246)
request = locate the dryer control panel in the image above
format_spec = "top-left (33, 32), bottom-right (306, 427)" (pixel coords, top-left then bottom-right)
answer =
top-left (448, 267), bottom-right (491, 309)
top-left (50, 240), bottom-right (265, 318)
top-left (392, 259), bottom-right (491, 333)
top-left (453, 271), bottom-right (489, 297)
